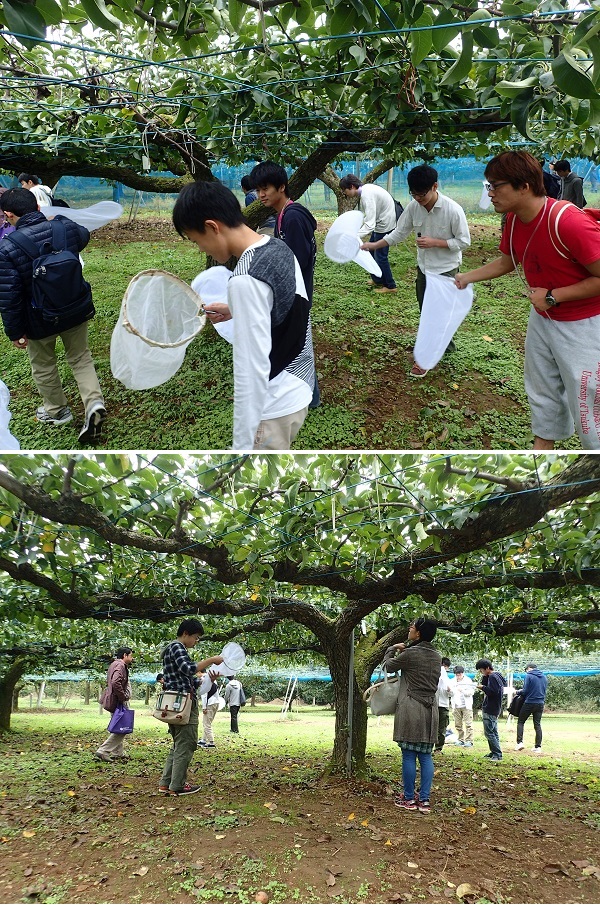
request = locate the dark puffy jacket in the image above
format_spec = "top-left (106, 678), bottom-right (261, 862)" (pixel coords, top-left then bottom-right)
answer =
top-left (0, 211), bottom-right (93, 340)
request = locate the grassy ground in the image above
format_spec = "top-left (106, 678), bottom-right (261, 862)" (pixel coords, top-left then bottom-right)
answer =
top-left (0, 213), bottom-right (581, 451)
top-left (1, 704), bottom-right (599, 904)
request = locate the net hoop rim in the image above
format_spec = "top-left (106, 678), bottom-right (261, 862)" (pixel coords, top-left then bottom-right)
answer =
top-left (122, 269), bottom-right (206, 348)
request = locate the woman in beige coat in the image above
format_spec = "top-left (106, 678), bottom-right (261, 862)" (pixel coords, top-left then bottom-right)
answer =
top-left (383, 617), bottom-right (441, 814)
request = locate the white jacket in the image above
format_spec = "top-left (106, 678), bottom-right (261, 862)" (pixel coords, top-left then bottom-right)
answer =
top-left (449, 676), bottom-right (476, 709)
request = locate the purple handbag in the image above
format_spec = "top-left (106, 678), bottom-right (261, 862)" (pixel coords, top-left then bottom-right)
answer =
top-left (107, 704), bottom-right (134, 734)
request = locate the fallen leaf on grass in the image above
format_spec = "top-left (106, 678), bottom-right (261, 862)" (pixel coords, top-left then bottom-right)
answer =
top-left (460, 806), bottom-right (477, 814)
top-left (407, 861), bottom-right (419, 869)
top-left (316, 835), bottom-right (331, 844)
top-left (582, 866), bottom-right (600, 878)
top-left (456, 882), bottom-right (478, 900)
top-left (361, 819), bottom-right (369, 827)
top-left (543, 863), bottom-right (570, 876)
top-left (263, 802), bottom-right (277, 811)
top-left (482, 335), bottom-right (494, 342)
top-left (131, 866), bottom-right (149, 877)
top-left (23, 830), bottom-right (36, 838)
top-left (215, 834), bottom-right (226, 839)
top-left (571, 860), bottom-right (591, 869)
top-left (326, 872), bottom-right (337, 887)
top-left (347, 812), bottom-right (356, 820)
top-left (270, 816), bottom-right (286, 823)
top-left (23, 867), bottom-right (33, 877)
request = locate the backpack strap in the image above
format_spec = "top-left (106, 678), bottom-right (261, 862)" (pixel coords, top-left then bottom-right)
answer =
top-left (547, 199), bottom-right (575, 259)
top-left (7, 217), bottom-right (68, 260)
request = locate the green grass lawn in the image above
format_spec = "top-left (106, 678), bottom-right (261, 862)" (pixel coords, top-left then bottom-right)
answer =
top-left (0, 213), bottom-right (581, 450)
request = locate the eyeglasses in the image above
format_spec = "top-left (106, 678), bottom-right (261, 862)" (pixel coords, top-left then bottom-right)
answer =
top-left (409, 189), bottom-right (431, 199)
top-left (484, 180), bottom-right (510, 192)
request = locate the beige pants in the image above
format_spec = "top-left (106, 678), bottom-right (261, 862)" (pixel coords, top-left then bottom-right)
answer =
top-left (253, 406), bottom-right (308, 450)
top-left (96, 732), bottom-right (126, 757)
top-left (202, 702), bottom-right (219, 744)
top-left (27, 321), bottom-right (104, 417)
top-left (453, 707), bottom-right (473, 742)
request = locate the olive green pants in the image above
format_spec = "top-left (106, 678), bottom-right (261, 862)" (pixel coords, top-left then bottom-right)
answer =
top-left (159, 700), bottom-right (199, 792)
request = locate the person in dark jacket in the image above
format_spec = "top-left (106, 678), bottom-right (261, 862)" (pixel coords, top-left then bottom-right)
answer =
top-left (515, 663), bottom-right (547, 753)
top-left (554, 160), bottom-right (586, 208)
top-left (476, 658), bottom-right (507, 762)
top-left (241, 174), bottom-right (276, 235)
top-left (96, 647), bottom-right (134, 762)
top-left (250, 161), bottom-right (320, 407)
top-left (0, 188), bottom-right (106, 442)
top-left (383, 617), bottom-right (442, 815)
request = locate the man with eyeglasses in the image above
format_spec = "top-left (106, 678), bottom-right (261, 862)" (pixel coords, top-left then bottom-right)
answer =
top-left (361, 165), bottom-right (470, 377)
top-left (456, 150), bottom-right (600, 450)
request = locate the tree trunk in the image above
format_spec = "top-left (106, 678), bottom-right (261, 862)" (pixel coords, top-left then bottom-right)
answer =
top-left (0, 660), bottom-right (28, 731)
top-left (324, 638), bottom-right (369, 776)
top-left (84, 680), bottom-right (91, 706)
top-left (36, 680), bottom-right (45, 708)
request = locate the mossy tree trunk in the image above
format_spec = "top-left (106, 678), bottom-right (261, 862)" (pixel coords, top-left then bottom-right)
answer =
top-left (0, 660), bottom-right (28, 732)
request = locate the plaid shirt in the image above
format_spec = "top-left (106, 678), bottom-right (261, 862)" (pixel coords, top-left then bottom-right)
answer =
top-left (162, 641), bottom-right (200, 698)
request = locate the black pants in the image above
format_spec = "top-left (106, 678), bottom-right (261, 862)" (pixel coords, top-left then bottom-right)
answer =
top-left (436, 706), bottom-right (449, 749)
top-left (517, 703), bottom-right (544, 747)
top-left (230, 704), bottom-right (240, 733)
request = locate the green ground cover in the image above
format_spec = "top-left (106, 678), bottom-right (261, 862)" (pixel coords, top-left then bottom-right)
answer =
top-left (0, 213), bottom-right (581, 450)
top-left (1, 705), bottom-right (599, 905)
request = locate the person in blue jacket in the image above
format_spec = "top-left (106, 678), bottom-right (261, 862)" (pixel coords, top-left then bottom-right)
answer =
top-left (515, 663), bottom-right (548, 754)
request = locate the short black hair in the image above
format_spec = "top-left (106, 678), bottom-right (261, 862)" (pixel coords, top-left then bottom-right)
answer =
top-left (454, 665), bottom-right (465, 674)
top-left (339, 174), bottom-right (362, 190)
top-left (412, 616), bottom-right (437, 642)
top-left (177, 617), bottom-right (204, 636)
top-left (0, 187), bottom-right (38, 216)
top-left (172, 181), bottom-right (245, 237)
top-left (240, 174), bottom-right (254, 192)
top-left (407, 164), bottom-right (438, 193)
top-left (115, 646), bottom-right (133, 659)
top-left (17, 172), bottom-right (40, 184)
top-left (554, 159), bottom-right (571, 173)
top-left (475, 658), bottom-right (493, 670)
top-left (525, 663), bottom-right (537, 670)
top-left (250, 160), bottom-right (289, 195)
top-left (156, 672), bottom-right (164, 682)
top-left (441, 657), bottom-right (451, 667)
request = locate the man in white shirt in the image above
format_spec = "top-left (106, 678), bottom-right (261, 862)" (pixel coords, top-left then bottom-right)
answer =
top-left (435, 656), bottom-right (452, 752)
top-left (362, 164), bottom-right (471, 377)
top-left (198, 669), bottom-right (220, 749)
top-left (18, 173), bottom-right (53, 208)
top-left (448, 666), bottom-right (476, 747)
top-left (172, 181), bottom-right (314, 450)
top-left (339, 174), bottom-right (398, 293)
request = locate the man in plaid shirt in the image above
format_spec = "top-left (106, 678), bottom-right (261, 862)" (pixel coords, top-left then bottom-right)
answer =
top-left (159, 618), bottom-right (223, 796)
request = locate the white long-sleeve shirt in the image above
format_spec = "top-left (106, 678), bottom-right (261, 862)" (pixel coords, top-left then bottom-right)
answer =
top-left (449, 676), bottom-right (476, 709)
top-left (383, 192), bottom-right (471, 273)
top-left (358, 184), bottom-right (398, 237)
top-left (228, 236), bottom-right (313, 449)
top-left (437, 665), bottom-right (451, 708)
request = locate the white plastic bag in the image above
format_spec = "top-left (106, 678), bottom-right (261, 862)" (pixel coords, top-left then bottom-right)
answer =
top-left (413, 272), bottom-right (473, 370)
top-left (0, 381), bottom-right (20, 450)
top-left (191, 267), bottom-right (234, 344)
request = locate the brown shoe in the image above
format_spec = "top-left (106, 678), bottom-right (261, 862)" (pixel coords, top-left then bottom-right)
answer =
top-left (409, 364), bottom-right (429, 378)
top-left (373, 287), bottom-right (397, 293)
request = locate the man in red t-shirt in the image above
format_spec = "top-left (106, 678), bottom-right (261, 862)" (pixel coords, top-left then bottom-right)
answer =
top-left (456, 150), bottom-right (600, 450)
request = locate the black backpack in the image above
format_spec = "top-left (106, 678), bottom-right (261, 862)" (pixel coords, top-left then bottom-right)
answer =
top-left (52, 198), bottom-right (70, 208)
top-left (393, 198), bottom-right (404, 219)
top-left (8, 218), bottom-right (93, 329)
top-left (543, 170), bottom-right (561, 199)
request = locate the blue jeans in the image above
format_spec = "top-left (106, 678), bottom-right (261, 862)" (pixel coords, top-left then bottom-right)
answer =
top-left (401, 747), bottom-right (434, 801)
top-left (370, 231), bottom-right (396, 289)
top-left (482, 713), bottom-right (502, 758)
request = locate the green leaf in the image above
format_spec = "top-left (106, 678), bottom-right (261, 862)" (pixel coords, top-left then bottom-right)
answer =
top-left (511, 88), bottom-right (535, 139)
top-left (495, 77), bottom-right (537, 98)
top-left (440, 31), bottom-right (473, 85)
top-left (35, 0), bottom-right (63, 26)
top-left (432, 9), bottom-right (461, 53)
top-left (2, 0), bottom-right (46, 42)
top-left (228, 0), bottom-right (244, 31)
top-left (410, 9), bottom-right (433, 66)
top-left (552, 51), bottom-right (597, 99)
top-left (78, 0), bottom-right (121, 31)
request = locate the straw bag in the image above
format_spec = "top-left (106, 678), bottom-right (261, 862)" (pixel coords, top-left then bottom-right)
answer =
top-left (153, 690), bottom-right (193, 725)
top-left (362, 671), bottom-right (400, 716)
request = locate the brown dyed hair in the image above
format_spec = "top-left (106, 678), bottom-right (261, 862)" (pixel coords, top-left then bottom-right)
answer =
top-left (484, 151), bottom-right (545, 197)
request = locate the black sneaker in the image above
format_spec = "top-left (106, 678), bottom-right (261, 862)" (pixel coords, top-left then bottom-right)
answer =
top-left (78, 400), bottom-right (106, 444)
top-left (168, 783), bottom-right (201, 796)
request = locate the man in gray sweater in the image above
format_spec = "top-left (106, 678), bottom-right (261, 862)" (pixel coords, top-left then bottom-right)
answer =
top-left (554, 161), bottom-right (586, 208)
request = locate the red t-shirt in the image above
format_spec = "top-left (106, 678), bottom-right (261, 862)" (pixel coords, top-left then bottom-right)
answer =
top-left (499, 198), bottom-right (600, 321)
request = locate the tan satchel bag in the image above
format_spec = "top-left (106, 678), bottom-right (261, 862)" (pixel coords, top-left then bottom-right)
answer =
top-left (153, 690), bottom-right (193, 725)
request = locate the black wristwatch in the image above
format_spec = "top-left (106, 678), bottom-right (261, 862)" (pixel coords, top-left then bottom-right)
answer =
top-left (545, 291), bottom-right (558, 307)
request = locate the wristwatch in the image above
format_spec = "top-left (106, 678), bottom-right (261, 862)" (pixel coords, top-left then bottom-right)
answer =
top-left (545, 291), bottom-right (558, 307)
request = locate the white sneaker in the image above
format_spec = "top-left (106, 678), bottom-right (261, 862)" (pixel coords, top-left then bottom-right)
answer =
top-left (515, 742), bottom-right (525, 751)
top-left (36, 405), bottom-right (73, 426)
top-left (532, 747), bottom-right (543, 754)
top-left (78, 400), bottom-right (106, 443)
